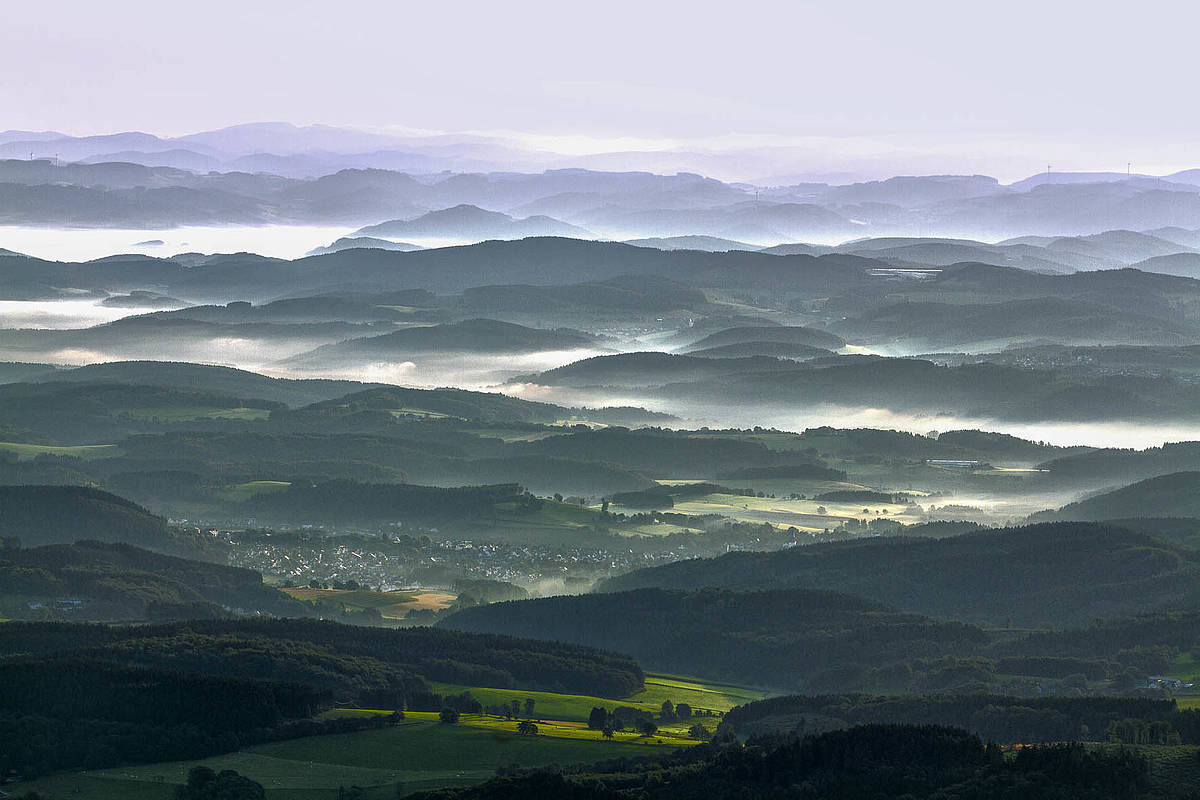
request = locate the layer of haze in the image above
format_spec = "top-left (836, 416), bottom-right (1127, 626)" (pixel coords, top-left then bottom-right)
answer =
top-left (2, 0), bottom-right (1198, 179)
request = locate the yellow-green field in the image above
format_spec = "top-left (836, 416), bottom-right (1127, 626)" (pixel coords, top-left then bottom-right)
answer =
top-left (427, 672), bottom-right (766, 724)
top-left (611, 490), bottom-right (920, 531)
top-left (330, 710), bottom-right (699, 747)
top-left (0, 440), bottom-right (118, 460)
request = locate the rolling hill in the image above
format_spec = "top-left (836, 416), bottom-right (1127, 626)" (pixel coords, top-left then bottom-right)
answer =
top-left (1040, 472), bottom-right (1200, 521)
top-left (441, 587), bottom-right (986, 690)
top-left (596, 521), bottom-right (1200, 627)
top-left (355, 204), bottom-right (591, 240)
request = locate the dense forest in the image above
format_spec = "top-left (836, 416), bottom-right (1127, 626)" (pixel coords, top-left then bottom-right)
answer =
top-left (414, 724), bottom-right (1153, 799)
top-left (440, 588), bottom-right (988, 691)
top-left (597, 522), bottom-right (1200, 628)
top-left (0, 617), bottom-right (644, 777)
top-left (719, 694), bottom-right (1200, 745)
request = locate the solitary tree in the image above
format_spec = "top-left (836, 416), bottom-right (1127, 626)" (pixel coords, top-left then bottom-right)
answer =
top-left (524, 698), bottom-right (535, 718)
top-left (439, 707), bottom-right (460, 724)
top-left (675, 703), bottom-right (692, 719)
top-left (660, 700), bottom-right (675, 720)
top-left (688, 722), bottom-right (710, 740)
top-left (588, 707), bottom-right (609, 730)
top-left (638, 720), bottom-right (658, 737)
top-left (517, 720), bottom-right (539, 736)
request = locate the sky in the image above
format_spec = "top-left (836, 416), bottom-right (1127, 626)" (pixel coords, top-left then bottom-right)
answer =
top-left (1, 0), bottom-right (1197, 178)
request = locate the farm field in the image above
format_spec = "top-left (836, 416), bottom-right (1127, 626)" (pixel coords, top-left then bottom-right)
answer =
top-left (654, 491), bottom-right (921, 530)
top-left (281, 586), bottom-right (454, 618)
top-left (18, 717), bottom-right (682, 800)
top-left (331, 710), bottom-right (700, 746)
top-left (427, 672), bottom-right (767, 723)
top-left (119, 406), bottom-right (273, 422)
top-left (0, 440), bottom-right (118, 460)
top-left (222, 479), bottom-right (293, 501)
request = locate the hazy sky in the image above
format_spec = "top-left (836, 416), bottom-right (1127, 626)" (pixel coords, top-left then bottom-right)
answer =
top-left (2, 0), bottom-right (1196, 175)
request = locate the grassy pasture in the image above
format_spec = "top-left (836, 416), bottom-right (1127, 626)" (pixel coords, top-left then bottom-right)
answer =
top-left (20, 718), bottom-right (679, 800)
top-left (0, 440), bottom-right (118, 460)
top-left (482, 498), bottom-right (600, 531)
top-left (653, 491), bottom-right (919, 530)
top-left (221, 479), bottom-right (293, 502)
top-left (118, 406), bottom-right (272, 422)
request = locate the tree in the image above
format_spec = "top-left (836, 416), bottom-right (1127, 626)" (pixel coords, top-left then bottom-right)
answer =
top-left (675, 702), bottom-right (692, 719)
top-left (688, 722), bottom-right (710, 739)
top-left (517, 720), bottom-right (539, 736)
top-left (602, 723), bottom-right (616, 738)
top-left (439, 707), bottom-right (460, 724)
top-left (510, 699), bottom-right (521, 719)
top-left (588, 706), bottom-right (609, 730)
top-left (660, 700), bottom-right (676, 720)
top-left (175, 767), bottom-right (265, 800)
top-left (637, 720), bottom-right (658, 737)
top-left (524, 698), bottom-right (535, 718)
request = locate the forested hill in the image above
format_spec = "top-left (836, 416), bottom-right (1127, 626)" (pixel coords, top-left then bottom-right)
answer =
top-left (0, 617), bottom-right (644, 698)
top-left (439, 587), bottom-right (986, 690)
top-left (595, 522), bottom-right (1200, 627)
top-left (0, 485), bottom-right (178, 550)
top-left (0, 617), bottom-right (645, 779)
top-left (1037, 471), bottom-right (1200, 521)
top-left (0, 539), bottom-right (290, 620)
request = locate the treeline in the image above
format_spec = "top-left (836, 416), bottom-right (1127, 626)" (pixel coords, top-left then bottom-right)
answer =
top-left (719, 694), bottom-right (1200, 745)
top-left (0, 617), bottom-right (645, 697)
top-left (413, 724), bottom-right (1151, 799)
top-left (242, 480), bottom-right (525, 522)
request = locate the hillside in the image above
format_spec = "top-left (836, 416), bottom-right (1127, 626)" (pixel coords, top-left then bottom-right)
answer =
top-left (283, 319), bottom-right (601, 369)
top-left (834, 297), bottom-right (1198, 348)
top-left (682, 324), bottom-right (846, 351)
top-left (440, 587), bottom-right (986, 690)
top-left (33, 360), bottom-right (380, 406)
top-left (1132, 252), bottom-right (1200, 279)
top-left (596, 522), bottom-right (1200, 627)
top-left (306, 236), bottom-right (424, 255)
top-left (1040, 472), bottom-right (1200, 521)
top-left (0, 485), bottom-right (175, 550)
top-left (355, 204), bottom-right (590, 240)
top-left (0, 539), bottom-right (291, 619)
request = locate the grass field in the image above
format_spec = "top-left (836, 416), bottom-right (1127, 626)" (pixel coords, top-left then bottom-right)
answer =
top-left (0, 440), bottom-right (118, 460)
top-left (222, 479), bottom-right (293, 501)
top-left (281, 587), bottom-right (454, 618)
top-left (19, 717), bottom-right (683, 800)
top-left (1168, 652), bottom-right (1200, 684)
top-left (481, 498), bottom-right (601, 532)
top-left (647, 491), bottom-right (920, 531)
top-left (119, 406), bottom-right (273, 422)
